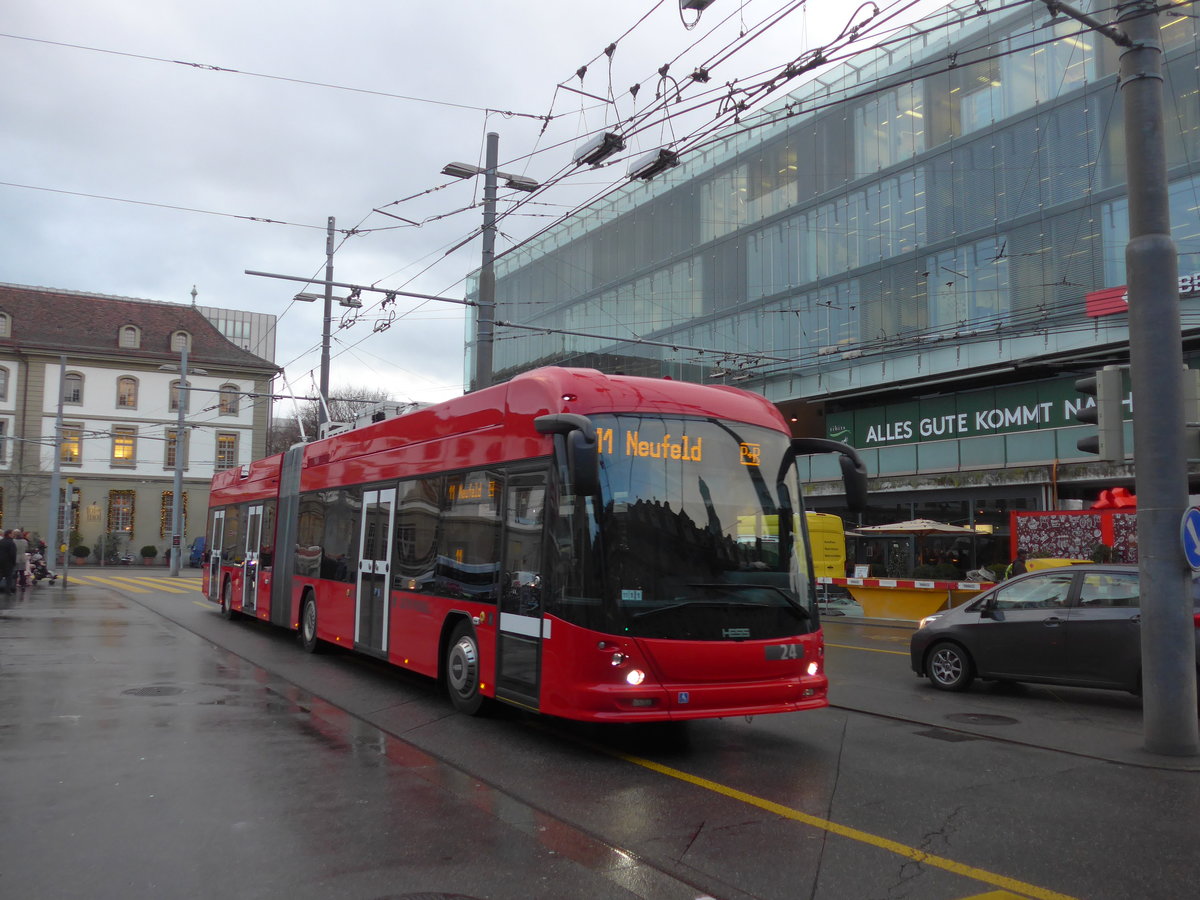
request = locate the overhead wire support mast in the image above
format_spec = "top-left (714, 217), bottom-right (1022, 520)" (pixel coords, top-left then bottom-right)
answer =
top-left (1048, 0), bottom-right (1197, 757)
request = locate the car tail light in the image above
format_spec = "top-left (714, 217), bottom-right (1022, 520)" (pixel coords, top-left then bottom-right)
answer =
top-left (1194, 613), bottom-right (1200, 628)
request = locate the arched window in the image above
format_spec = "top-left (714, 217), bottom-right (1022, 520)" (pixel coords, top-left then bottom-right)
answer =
top-left (117, 376), bottom-right (138, 408)
top-left (169, 380), bottom-right (189, 413)
top-left (63, 372), bottom-right (84, 405)
top-left (119, 325), bottom-right (141, 349)
top-left (218, 384), bottom-right (239, 415)
top-left (171, 330), bottom-right (191, 352)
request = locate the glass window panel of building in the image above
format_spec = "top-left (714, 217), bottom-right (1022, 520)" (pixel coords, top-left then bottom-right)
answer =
top-left (1103, 172), bottom-right (1200, 287)
top-left (215, 433), bottom-right (238, 470)
top-left (169, 380), bottom-right (189, 413)
top-left (926, 238), bottom-right (1011, 330)
top-left (853, 84), bottom-right (926, 175)
top-left (219, 385), bottom-right (239, 415)
top-left (117, 376), bottom-right (138, 409)
top-left (165, 428), bottom-right (188, 469)
top-left (111, 426), bottom-right (136, 466)
top-left (61, 424), bottom-right (82, 464)
top-left (63, 372), bottom-right (83, 404)
top-left (108, 490), bottom-right (134, 533)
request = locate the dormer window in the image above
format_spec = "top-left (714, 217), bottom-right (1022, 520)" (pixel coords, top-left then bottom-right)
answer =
top-left (119, 325), bottom-right (141, 349)
top-left (171, 330), bottom-right (192, 352)
top-left (0, 312), bottom-right (11, 338)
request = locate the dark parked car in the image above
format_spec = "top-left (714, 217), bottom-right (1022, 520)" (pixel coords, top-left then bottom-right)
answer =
top-left (910, 565), bottom-right (1200, 695)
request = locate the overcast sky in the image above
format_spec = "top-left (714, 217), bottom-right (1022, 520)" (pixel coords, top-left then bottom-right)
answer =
top-left (1, 0), bottom-right (949, 408)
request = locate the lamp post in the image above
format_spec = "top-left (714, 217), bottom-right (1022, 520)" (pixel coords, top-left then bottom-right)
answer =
top-left (159, 346), bottom-right (207, 576)
top-left (441, 132), bottom-right (538, 391)
top-left (61, 481), bottom-right (79, 588)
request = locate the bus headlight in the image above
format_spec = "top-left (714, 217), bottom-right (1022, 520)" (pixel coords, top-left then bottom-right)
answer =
top-left (626, 669), bottom-right (646, 686)
top-left (806, 661), bottom-right (819, 676)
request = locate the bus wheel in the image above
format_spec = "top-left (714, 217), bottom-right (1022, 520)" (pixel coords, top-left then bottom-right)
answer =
top-left (299, 594), bottom-right (320, 653)
top-left (220, 578), bottom-right (234, 620)
top-left (445, 621), bottom-right (484, 715)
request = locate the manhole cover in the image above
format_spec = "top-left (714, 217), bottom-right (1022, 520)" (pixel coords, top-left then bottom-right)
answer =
top-left (123, 686), bottom-right (183, 697)
top-left (944, 713), bottom-right (1018, 726)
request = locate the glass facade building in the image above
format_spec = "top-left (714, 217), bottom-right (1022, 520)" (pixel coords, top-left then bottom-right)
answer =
top-left (470, 1), bottom-right (1200, 564)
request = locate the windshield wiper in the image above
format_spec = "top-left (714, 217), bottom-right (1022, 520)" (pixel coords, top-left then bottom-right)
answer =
top-left (686, 583), bottom-right (810, 618)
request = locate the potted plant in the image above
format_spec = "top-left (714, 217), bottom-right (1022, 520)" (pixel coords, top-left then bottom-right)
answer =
top-left (72, 545), bottom-right (90, 565)
top-left (140, 545), bottom-right (159, 566)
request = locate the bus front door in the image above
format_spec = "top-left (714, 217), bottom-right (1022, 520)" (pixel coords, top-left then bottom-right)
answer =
top-left (495, 474), bottom-right (546, 709)
top-left (242, 504), bottom-right (263, 613)
top-left (356, 488), bottom-right (395, 656)
top-left (207, 510), bottom-right (225, 602)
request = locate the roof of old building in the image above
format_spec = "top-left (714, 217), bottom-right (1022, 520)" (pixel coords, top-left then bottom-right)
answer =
top-left (0, 284), bottom-right (279, 375)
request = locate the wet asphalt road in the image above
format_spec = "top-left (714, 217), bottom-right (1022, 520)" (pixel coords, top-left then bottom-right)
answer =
top-left (3, 571), bottom-right (1199, 900)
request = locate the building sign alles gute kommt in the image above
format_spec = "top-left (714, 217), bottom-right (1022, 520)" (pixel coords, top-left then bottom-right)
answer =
top-left (825, 374), bottom-right (1133, 449)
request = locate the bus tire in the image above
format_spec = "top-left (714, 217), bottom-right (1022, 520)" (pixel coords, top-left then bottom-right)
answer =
top-left (445, 621), bottom-right (484, 715)
top-left (220, 577), bottom-right (235, 620)
top-left (299, 594), bottom-right (320, 654)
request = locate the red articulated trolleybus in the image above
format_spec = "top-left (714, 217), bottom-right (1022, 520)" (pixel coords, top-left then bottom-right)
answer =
top-left (203, 367), bottom-right (867, 722)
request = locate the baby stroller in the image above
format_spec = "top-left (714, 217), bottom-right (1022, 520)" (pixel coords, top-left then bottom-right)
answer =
top-left (30, 550), bottom-right (57, 585)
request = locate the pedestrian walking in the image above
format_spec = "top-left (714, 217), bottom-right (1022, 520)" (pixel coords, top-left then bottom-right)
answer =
top-left (13, 529), bottom-right (29, 588)
top-left (1004, 548), bottom-right (1028, 579)
top-left (0, 530), bottom-right (17, 593)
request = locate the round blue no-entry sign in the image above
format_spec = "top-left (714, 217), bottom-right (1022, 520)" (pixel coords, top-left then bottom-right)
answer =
top-left (1181, 507), bottom-right (1200, 571)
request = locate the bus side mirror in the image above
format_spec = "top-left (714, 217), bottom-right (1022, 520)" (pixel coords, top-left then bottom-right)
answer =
top-left (535, 413), bottom-right (599, 496)
top-left (568, 430), bottom-right (599, 496)
top-left (786, 438), bottom-right (869, 512)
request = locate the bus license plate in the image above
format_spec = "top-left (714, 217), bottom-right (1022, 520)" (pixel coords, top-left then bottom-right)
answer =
top-left (765, 644), bottom-right (803, 661)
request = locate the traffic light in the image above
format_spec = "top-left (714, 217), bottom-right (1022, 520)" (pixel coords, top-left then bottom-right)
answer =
top-left (1184, 367), bottom-right (1200, 460)
top-left (1074, 366), bottom-right (1125, 461)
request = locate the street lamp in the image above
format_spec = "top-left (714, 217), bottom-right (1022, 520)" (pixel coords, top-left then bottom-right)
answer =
top-left (441, 132), bottom-right (539, 391)
top-left (159, 346), bottom-right (207, 577)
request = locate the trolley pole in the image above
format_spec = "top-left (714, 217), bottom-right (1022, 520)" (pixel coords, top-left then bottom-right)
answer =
top-left (319, 216), bottom-right (334, 429)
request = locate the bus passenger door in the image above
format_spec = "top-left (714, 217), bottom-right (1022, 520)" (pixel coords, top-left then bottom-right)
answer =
top-left (495, 473), bottom-right (546, 708)
top-left (207, 510), bottom-right (225, 602)
top-left (242, 504), bottom-right (263, 612)
top-left (356, 488), bottom-right (395, 655)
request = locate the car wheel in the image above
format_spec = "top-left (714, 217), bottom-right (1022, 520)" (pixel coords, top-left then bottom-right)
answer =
top-left (445, 621), bottom-right (485, 715)
top-left (299, 594), bottom-right (320, 653)
top-left (927, 642), bottom-right (974, 692)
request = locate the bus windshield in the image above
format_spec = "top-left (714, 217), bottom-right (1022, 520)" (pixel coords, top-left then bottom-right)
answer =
top-left (554, 414), bottom-right (816, 641)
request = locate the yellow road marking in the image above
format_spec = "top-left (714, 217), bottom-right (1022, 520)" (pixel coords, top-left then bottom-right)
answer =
top-left (826, 641), bottom-right (908, 656)
top-left (69, 575), bottom-right (151, 593)
top-left (611, 751), bottom-right (1079, 900)
top-left (94, 575), bottom-right (194, 594)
